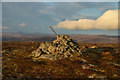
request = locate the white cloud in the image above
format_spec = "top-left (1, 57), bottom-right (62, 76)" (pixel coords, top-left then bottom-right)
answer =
top-left (55, 10), bottom-right (118, 30)
top-left (19, 22), bottom-right (26, 27)
top-left (96, 10), bottom-right (118, 30)
top-left (2, 26), bottom-right (9, 30)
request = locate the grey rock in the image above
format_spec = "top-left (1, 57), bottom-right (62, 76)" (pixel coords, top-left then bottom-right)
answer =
top-left (40, 54), bottom-right (55, 60)
top-left (30, 49), bottom-right (42, 57)
top-left (30, 34), bottom-right (82, 60)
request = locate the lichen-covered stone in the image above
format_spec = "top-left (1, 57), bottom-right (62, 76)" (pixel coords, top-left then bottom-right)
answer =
top-left (40, 54), bottom-right (55, 60)
top-left (29, 34), bottom-right (83, 60)
top-left (30, 49), bottom-right (42, 57)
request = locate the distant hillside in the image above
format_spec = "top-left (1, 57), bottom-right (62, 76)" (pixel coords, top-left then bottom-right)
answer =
top-left (1, 33), bottom-right (119, 43)
top-left (2, 34), bottom-right (56, 42)
top-left (71, 34), bottom-right (118, 43)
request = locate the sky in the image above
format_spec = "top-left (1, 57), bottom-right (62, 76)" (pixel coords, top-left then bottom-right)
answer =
top-left (1, 0), bottom-right (120, 2)
top-left (2, 2), bottom-right (119, 35)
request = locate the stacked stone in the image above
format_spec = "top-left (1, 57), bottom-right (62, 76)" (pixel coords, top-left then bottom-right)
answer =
top-left (30, 35), bottom-right (82, 60)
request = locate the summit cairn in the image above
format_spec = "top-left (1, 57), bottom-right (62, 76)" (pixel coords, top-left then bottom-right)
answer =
top-left (29, 26), bottom-right (82, 60)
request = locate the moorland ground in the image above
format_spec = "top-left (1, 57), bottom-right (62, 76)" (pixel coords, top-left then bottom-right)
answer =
top-left (2, 41), bottom-right (120, 79)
